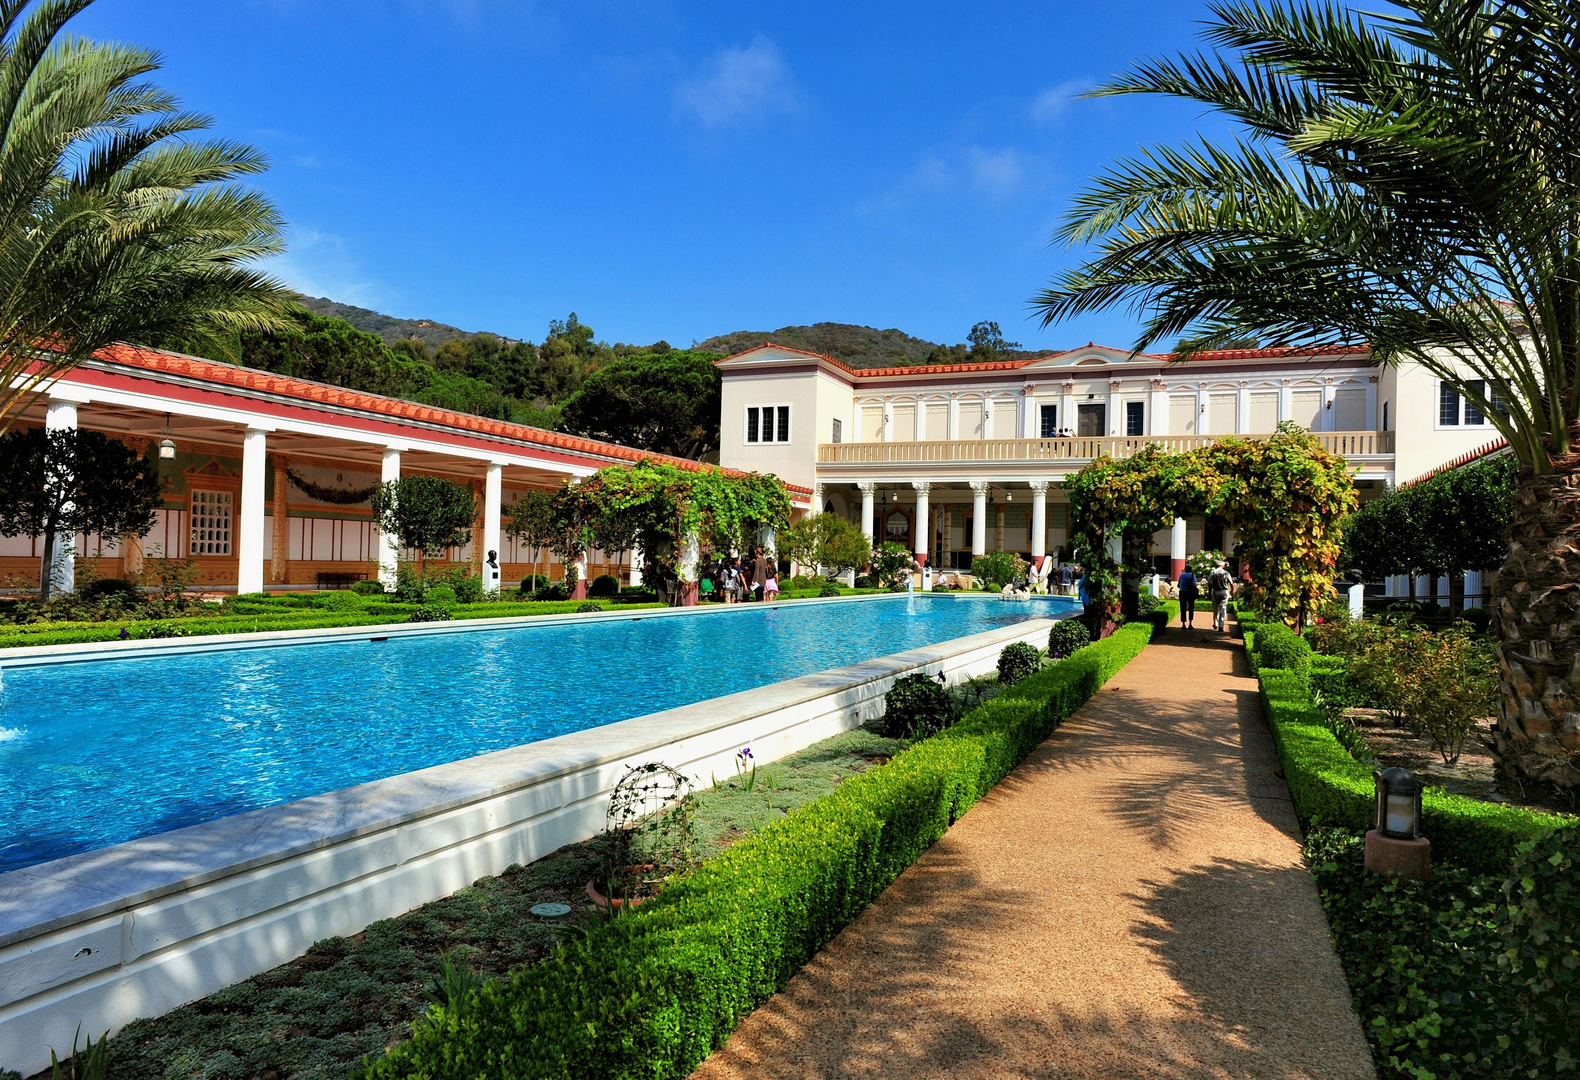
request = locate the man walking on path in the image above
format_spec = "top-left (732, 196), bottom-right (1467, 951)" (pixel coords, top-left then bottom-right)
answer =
top-left (1177, 565), bottom-right (1199, 628)
top-left (1209, 560), bottom-right (1235, 632)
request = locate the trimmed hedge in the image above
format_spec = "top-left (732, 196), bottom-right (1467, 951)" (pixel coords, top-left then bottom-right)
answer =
top-left (1255, 654), bottom-right (1570, 877)
top-left (357, 620), bottom-right (1159, 1080)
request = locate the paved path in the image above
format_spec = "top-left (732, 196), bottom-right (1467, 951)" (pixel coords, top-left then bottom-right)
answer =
top-left (690, 630), bottom-right (1376, 1080)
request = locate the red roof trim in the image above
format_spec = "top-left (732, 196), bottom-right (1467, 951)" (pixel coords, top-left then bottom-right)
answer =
top-left (63, 343), bottom-right (813, 495)
top-left (1156, 344), bottom-right (1371, 362)
top-left (1400, 437), bottom-right (1510, 487)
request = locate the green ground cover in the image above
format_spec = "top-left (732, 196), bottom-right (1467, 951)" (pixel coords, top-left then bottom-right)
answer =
top-left (1240, 611), bottom-right (1578, 1079)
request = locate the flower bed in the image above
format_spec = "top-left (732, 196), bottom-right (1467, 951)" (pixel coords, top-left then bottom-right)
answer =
top-left (355, 620), bottom-right (1159, 1080)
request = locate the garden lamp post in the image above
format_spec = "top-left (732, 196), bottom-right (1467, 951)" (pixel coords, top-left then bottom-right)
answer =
top-left (1364, 768), bottom-right (1430, 880)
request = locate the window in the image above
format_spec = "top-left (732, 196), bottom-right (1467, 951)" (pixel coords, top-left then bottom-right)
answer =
top-left (745, 404), bottom-right (791, 444)
top-left (831, 418), bottom-right (842, 443)
top-left (1439, 383), bottom-right (1461, 425)
top-left (1039, 403), bottom-right (1058, 438)
top-left (1125, 400), bottom-right (1145, 436)
top-left (190, 490), bottom-right (232, 556)
top-left (1463, 380), bottom-right (1486, 426)
top-left (1382, 400), bottom-right (1389, 430)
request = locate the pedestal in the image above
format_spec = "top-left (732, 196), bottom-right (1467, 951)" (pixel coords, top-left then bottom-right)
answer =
top-left (1364, 830), bottom-right (1431, 881)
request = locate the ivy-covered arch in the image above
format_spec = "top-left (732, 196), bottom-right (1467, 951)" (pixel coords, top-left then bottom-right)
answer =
top-left (1066, 424), bottom-right (1357, 627)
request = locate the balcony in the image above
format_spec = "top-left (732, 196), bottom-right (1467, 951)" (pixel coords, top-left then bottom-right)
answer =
top-left (816, 430), bottom-right (1394, 465)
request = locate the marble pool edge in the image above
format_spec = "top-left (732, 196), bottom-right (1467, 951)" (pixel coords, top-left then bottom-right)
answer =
top-left (0, 607), bottom-right (1073, 1075)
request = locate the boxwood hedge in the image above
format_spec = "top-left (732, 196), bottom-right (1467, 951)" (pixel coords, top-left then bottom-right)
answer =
top-left (355, 620), bottom-right (1159, 1080)
top-left (1252, 638), bottom-right (1569, 876)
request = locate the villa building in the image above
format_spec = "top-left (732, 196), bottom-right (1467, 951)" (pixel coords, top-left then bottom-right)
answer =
top-left (4, 343), bottom-right (813, 593)
top-left (717, 341), bottom-right (1504, 587)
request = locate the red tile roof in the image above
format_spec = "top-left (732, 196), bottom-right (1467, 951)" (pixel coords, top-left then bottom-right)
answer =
top-left (79, 343), bottom-right (814, 495)
top-left (1400, 437), bottom-right (1510, 487)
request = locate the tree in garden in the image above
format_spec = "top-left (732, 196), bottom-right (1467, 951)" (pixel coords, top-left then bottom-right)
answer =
top-left (558, 351), bottom-right (723, 460)
top-left (776, 512), bottom-right (869, 580)
top-left (0, 0), bottom-right (294, 431)
top-left (504, 488), bottom-right (558, 586)
top-left (0, 428), bottom-right (160, 600)
top-left (1341, 488), bottom-right (1422, 585)
top-left (561, 460), bottom-right (790, 605)
top-left (370, 475), bottom-right (477, 573)
top-left (1030, 1), bottom-right (1580, 797)
top-left (872, 541), bottom-right (916, 588)
top-left (969, 550), bottom-right (1027, 589)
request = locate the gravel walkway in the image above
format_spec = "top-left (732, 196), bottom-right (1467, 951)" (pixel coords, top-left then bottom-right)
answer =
top-left (690, 630), bottom-right (1375, 1080)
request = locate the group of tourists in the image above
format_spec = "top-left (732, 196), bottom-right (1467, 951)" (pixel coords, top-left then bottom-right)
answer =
top-left (698, 547), bottom-right (779, 604)
top-left (1176, 560), bottom-right (1236, 632)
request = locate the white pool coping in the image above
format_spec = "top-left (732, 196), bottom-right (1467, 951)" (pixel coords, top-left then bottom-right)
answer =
top-left (0, 595), bottom-right (1075, 1074)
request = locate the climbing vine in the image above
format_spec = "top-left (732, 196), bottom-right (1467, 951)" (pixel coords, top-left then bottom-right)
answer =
top-left (1066, 424), bottom-right (1355, 627)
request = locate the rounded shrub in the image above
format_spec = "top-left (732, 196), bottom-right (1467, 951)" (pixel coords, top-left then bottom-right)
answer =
top-left (1256, 623), bottom-right (1312, 673)
top-left (351, 579), bottom-right (386, 596)
top-left (425, 585), bottom-right (457, 606)
top-left (531, 583), bottom-right (567, 602)
top-left (314, 590), bottom-right (362, 611)
top-left (451, 575), bottom-right (484, 604)
top-left (817, 584), bottom-right (842, 598)
top-left (1048, 618), bottom-right (1090, 659)
top-left (879, 673), bottom-right (953, 738)
top-left (588, 574), bottom-right (620, 598)
top-left (575, 601), bottom-right (603, 613)
top-left (997, 642), bottom-right (1041, 685)
top-left (407, 602), bottom-right (451, 623)
top-left (82, 577), bottom-right (140, 603)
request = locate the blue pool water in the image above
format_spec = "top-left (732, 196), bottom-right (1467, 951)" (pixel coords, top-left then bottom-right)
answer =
top-left (0, 594), bottom-right (1075, 872)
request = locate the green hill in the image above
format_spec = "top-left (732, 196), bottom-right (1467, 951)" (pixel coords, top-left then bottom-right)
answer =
top-left (697, 322), bottom-right (1045, 368)
top-left (292, 294), bottom-right (515, 351)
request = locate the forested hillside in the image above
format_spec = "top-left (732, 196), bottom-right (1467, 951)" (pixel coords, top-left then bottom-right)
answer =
top-left (698, 319), bottom-right (1043, 368)
top-left (292, 294), bottom-right (493, 352)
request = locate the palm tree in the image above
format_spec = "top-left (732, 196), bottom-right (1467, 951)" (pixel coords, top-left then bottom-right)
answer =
top-left (1033, 0), bottom-right (1580, 804)
top-left (0, 0), bottom-right (294, 432)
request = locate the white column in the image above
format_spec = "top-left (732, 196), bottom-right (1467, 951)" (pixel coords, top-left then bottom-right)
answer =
top-left (1020, 386), bottom-right (1035, 438)
top-left (483, 463), bottom-right (503, 595)
top-left (1322, 380), bottom-right (1336, 431)
top-left (1106, 380), bottom-right (1120, 436)
top-left (946, 395), bottom-right (960, 440)
top-left (1196, 384), bottom-right (1209, 435)
top-left (981, 398), bottom-right (994, 439)
top-left (1237, 382), bottom-right (1250, 434)
top-left (811, 484), bottom-right (824, 514)
top-left (1170, 516), bottom-right (1187, 578)
top-left (43, 399), bottom-right (79, 594)
top-left (882, 399), bottom-right (894, 442)
top-left (237, 427), bottom-right (268, 595)
top-left (378, 447), bottom-right (401, 589)
top-left (1029, 480), bottom-right (1048, 559)
top-left (1149, 381), bottom-right (1169, 436)
top-left (858, 482), bottom-right (876, 540)
top-left (912, 482), bottom-right (930, 564)
top-left (970, 481), bottom-right (989, 557)
top-left (1279, 380), bottom-right (1292, 424)
top-left (1061, 384), bottom-right (1076, 436)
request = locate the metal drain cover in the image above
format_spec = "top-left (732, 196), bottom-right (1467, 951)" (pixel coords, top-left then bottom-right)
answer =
top-left (530, 902), bottom-right (573, 919)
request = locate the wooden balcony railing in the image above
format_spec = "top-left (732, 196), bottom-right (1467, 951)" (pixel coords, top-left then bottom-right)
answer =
top-left (816, 430), bottom-right (1394, 464)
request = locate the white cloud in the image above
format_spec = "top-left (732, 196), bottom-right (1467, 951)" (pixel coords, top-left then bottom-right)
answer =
top-left (675, 35), bottom-right (797, 128)
top-left (1031, 80), bottom-right (1086, 125)
top-left (264, 226), bottom-right (383, 306)
top-left (968, 147), bottom-right (1024, 197)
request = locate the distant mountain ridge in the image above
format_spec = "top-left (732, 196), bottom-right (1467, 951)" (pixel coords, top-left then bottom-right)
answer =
top-left (697, 322), bottom-right (1046, 369)
top-left (292, 294), bottom-right (517, 351)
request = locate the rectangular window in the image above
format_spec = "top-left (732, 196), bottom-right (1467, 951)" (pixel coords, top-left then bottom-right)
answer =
top-left (1439, 383), bottom-right (1461, 425)
top-left (745, 405), bottom-right (790, 444)
top-left (1040, 404), bottom-right (1058, 438)
top-left (831, 418), bottom-right (842, 443)
top-left (1125, 400), bottom-right (1145, 437)
top-left (1463, 380), bottom-right (1486, 426)
top-left (190, 490), bottom-right (232, 556)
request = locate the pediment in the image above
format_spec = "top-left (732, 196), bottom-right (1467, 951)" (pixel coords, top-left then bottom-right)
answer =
top-left (1022, 345), bottom-right (1152, 370)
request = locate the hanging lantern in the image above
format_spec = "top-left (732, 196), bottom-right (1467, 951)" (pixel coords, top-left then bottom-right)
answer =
top-left (1373, 767), bottom-right (1422, 839)
top-left (158, 412), bottom-right (177, 460)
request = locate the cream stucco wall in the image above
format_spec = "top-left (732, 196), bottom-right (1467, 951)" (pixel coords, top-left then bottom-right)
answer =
top-left (1390, 355), bottom-right (1508, 483)
top-left (719, 368), bottom-right (846, 489)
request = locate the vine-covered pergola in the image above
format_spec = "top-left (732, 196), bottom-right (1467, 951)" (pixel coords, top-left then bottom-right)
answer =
top-left (1066, 425), bottom-right (1356, 628)
top-left (508, 459), bottom-right (790, 604)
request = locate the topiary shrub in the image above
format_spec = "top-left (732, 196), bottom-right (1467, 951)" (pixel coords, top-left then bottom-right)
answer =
top-left (1458, 606), bottom-right (1492, 634)
top-left (588, 574), bottom-right (620, 598)
top-left (818, 584), bottom-right (841, 598)
top-left (531, 583), bottom-right (567, 602)
top-left (853, 574), bottom-right (875, 589)
top-left (82, 577), bottom-right (139, 603)
top-left (407, 602), bottom-right (451, 623)
top-left (1256, 622), bottom-right (1311, 673)
top-left (879, 673), bottom-right (953, 738)
top-left (425, 585), bottom-right (457, 606)
top-left (516, 575), bottom-right (548, 597)
top-left (314, 590), bottom-right (362, 611)
top-left (351, 579), bottom-right (386, 596)
top-left (452, 575), bottom-right (484, 604)
top-left (1048, 618), bottom-right (1090, 659)
top-left (997, 642), bottom-right (1041, 685)
top-left (576, 601), bottom-right (602, 613)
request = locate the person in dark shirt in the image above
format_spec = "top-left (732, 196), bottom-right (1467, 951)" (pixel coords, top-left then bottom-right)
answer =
top-left (1177, 567), bottom-right (1200, 628)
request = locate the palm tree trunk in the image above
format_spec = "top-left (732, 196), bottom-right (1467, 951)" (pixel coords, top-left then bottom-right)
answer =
top-left (1490, 455), bottom-right (1580, 807)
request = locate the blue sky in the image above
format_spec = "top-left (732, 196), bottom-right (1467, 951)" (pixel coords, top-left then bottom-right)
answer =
top-left (77, 1), bottom-right (1231, 351)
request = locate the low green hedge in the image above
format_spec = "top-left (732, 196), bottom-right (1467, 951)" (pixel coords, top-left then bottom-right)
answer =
top-left (1256, 660), bottom-right (1569, 876)
top-left (357, 620), bottom-right (1159, 1080)
top-left (0, 600), bottom-right (661, 649)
